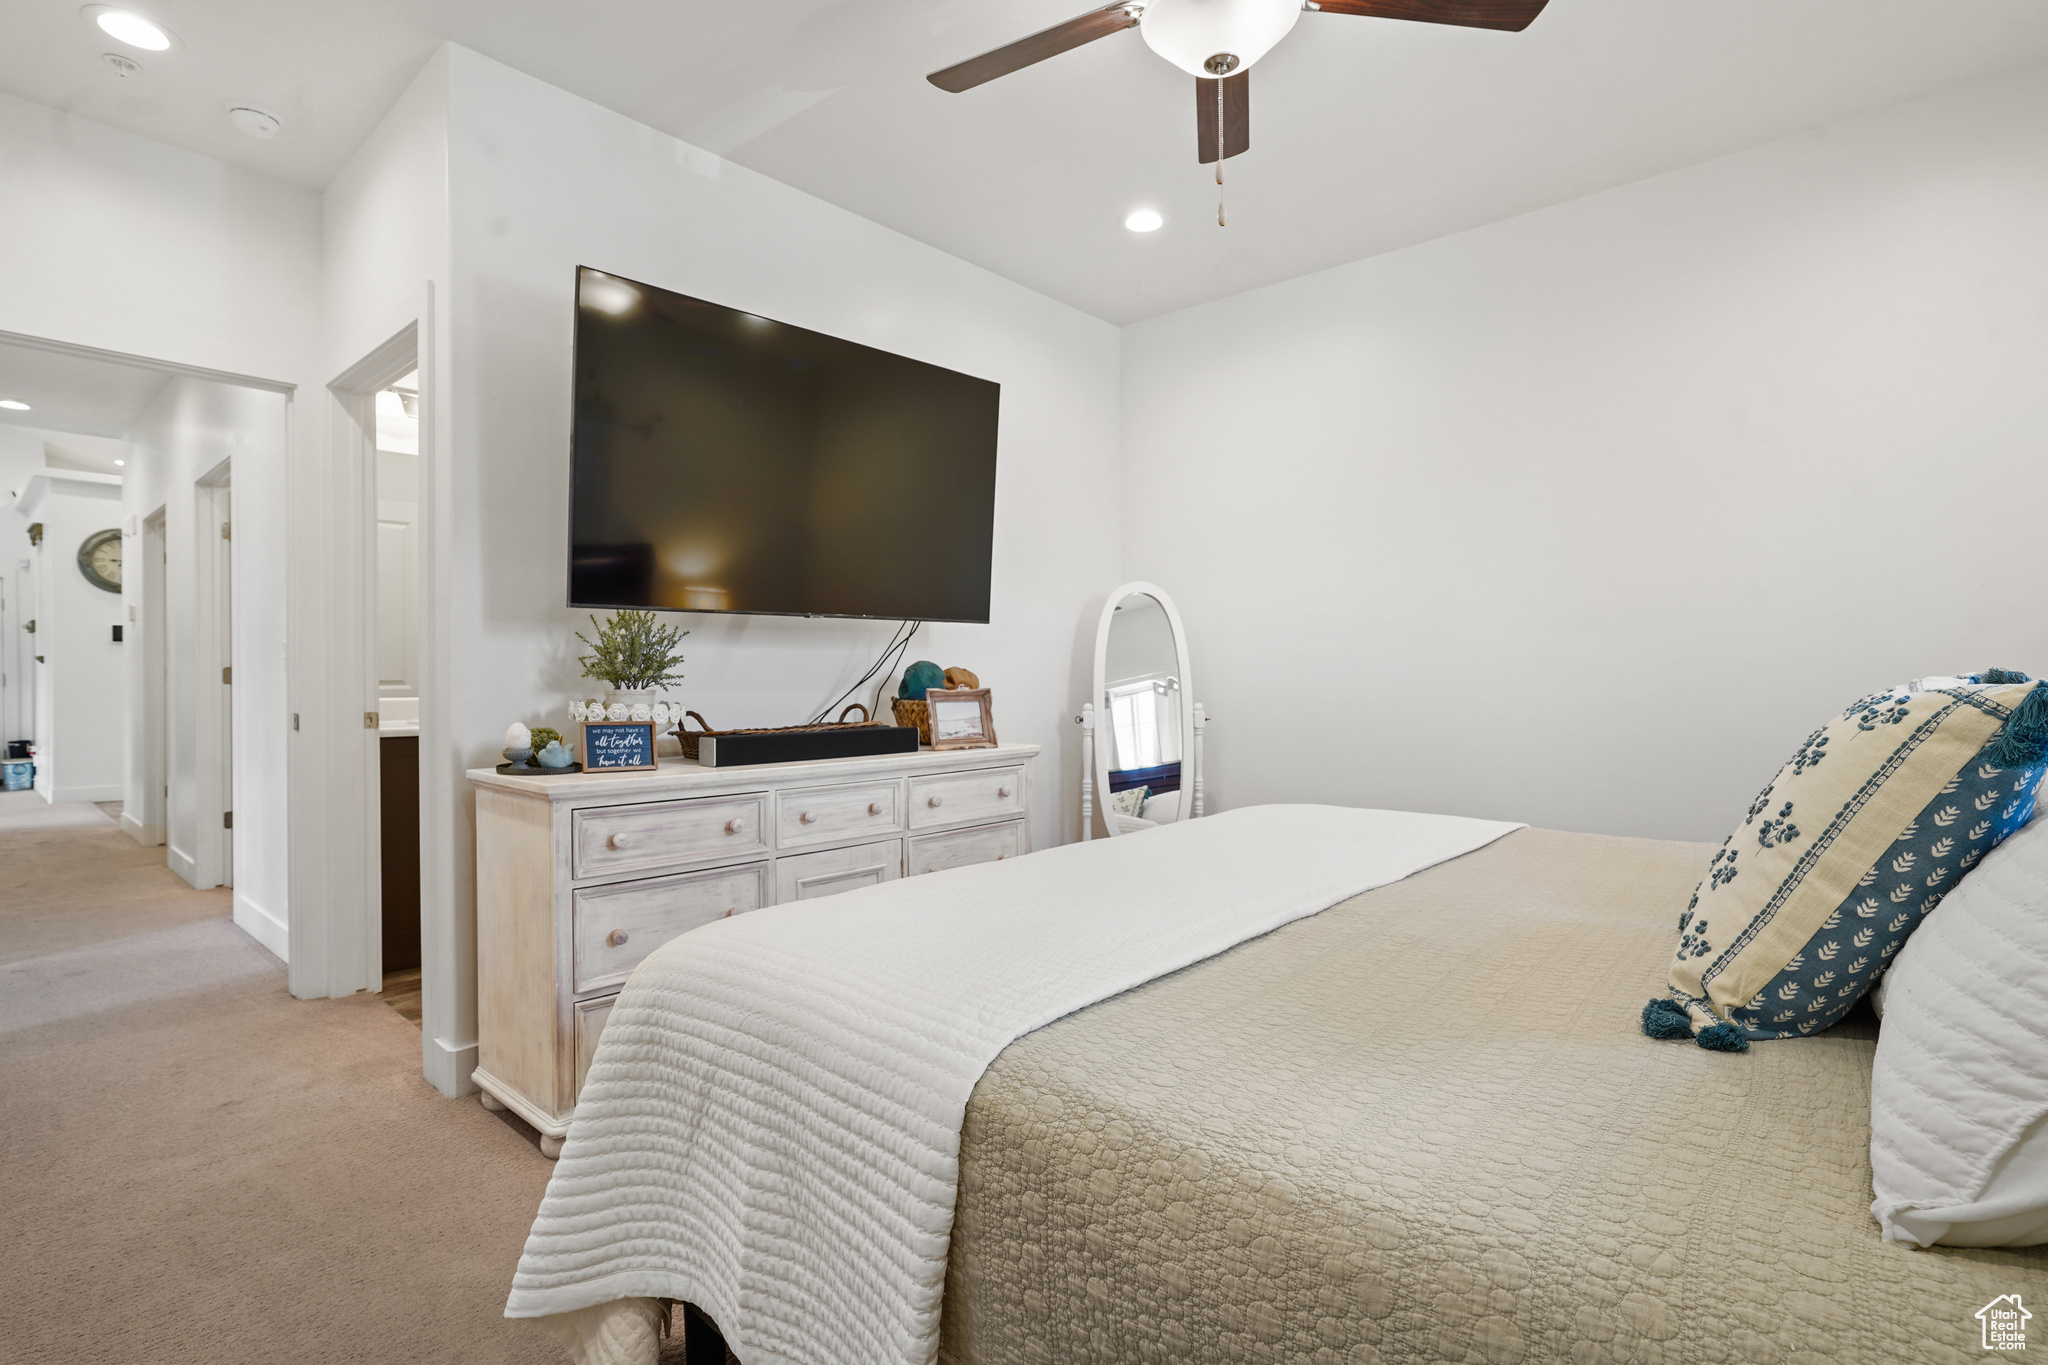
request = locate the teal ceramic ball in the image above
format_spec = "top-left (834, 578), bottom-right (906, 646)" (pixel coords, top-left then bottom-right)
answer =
top-left (898, 660), bottom-right (947, 700)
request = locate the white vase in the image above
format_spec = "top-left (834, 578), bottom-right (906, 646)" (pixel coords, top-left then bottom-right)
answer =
top-left (610, 687), bottom-right (654, 724)
top-left (571, 688), bottom-right (672, 725)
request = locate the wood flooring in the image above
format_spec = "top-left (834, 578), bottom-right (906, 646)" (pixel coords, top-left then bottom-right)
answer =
top-left (380, 967), bottom-right (424, 1026)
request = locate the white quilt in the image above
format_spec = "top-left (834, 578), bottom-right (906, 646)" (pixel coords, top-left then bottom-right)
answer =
top-left (505, 804), bottom-right (1522, 1365)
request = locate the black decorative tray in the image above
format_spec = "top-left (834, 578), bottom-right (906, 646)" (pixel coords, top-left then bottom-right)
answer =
top-left (496, 761), bottom-right (584, 776)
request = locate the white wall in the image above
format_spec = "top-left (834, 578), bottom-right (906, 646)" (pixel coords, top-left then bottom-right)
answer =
top-left (0, 92), bottom-right (321, 962)
top-left (13, 471), bottom-right (125, 802)
top-left (123, 377), bottom-right (294, 956)
top-left (1121, 61), bottom-right (2048, 843)
top-left (0, 426), bottom-right (128, 750)
top-left (332, 45), bottom-right (1123, 1096)
top-left (0, 92), bottom-right (323, 383)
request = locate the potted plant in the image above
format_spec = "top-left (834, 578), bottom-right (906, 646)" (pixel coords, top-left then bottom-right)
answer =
top-left (573, 610), bottom-right (688, 722)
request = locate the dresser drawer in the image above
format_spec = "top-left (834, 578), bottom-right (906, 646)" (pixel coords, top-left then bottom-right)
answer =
top-left (907, 766), bottom-right (1025, 831)
top-left (572, 994), bottom-right (614, 1102)
top-left (775, 780), bottom-right (903, 851)
top-left (571, 861), bottom-right (768, 994)
top-left (907, 820), bottom-right (1025, 877)
top-left (774, 838), bottom-right (902, 902)
top-left (572, 793), bottom-right (768, 880)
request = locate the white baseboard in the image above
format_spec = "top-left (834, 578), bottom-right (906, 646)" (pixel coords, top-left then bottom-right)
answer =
top-left (233, 892), bottom-right (288, 963)
top-left (167, 844), bottom-right (200, 887)
top-left (120, 812), bottom-right (166, 846)
top-left (424, 1033), bottom-right (480, 1099)
top-left (54, 783), bottom-right (124, 803)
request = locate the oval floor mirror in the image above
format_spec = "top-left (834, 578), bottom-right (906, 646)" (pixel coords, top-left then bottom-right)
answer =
top-left (1083, 582), bottom-right (1204, 838)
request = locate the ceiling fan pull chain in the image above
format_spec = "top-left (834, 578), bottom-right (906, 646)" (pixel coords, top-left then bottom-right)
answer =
top-left (1216, 78), bottom-right (1227, 227)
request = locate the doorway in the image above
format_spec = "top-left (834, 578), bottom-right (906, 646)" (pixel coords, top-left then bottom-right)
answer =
top-left (374, 369), bottom-right (423, 1020)
top-left (327, 329), bottom-right (425, 1018)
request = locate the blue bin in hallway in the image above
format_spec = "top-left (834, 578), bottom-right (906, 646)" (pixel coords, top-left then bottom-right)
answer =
top-left (2, 760), bottom-right (32, 791)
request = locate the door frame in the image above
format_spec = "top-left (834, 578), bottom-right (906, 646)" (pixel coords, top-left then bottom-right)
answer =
top-left (130, 507), bottom-right (169, 846)
top-left (307, 288), bottom-right (463, 1097)
top-left (322, 320), bottom-right (425, 1005)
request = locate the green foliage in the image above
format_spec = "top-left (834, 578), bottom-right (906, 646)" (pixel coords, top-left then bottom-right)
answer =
top-left (528, 726), bottom-right (562, 754)
top-left (576, 610), bottom-right (689, 690)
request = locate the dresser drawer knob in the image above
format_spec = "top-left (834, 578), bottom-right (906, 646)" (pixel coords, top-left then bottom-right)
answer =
top-left (725, 818), bottom-right (744, 835)
top-left (800, 810), bottom-right (817, 824)
top-left (607, 832), bottom-right (631, 850)
top-left (868, 802), bottom-right (883, 816)
top-left (606, 929), bottom-right (630, 947)
top-left (998, 786), bottom-right (1011, 798)
top-left (928, 795), bottom-right (943, 808)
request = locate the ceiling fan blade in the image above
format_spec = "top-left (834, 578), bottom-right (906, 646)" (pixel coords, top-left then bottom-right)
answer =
top-left (1306, 0), bottom-right (1550, 32)
top-left (1195, 71), bottom-right (1249, 165)
top-left (927, 2), bottom-right (1142, 93)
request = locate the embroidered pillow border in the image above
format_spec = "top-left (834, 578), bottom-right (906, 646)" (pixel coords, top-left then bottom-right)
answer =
top-left (1693, 688), bottom-right (2014, 1007)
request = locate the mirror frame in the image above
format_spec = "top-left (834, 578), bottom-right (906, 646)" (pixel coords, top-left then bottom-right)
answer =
top-left (1091, 581), bottom-right (1196, 836)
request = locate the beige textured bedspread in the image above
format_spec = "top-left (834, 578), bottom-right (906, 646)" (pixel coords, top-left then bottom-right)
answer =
top-left (940, 827), bottom-right (2047, 1364)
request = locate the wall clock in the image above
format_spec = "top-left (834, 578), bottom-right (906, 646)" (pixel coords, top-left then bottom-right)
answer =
top-left (78, 528), bottom-right (122, 593)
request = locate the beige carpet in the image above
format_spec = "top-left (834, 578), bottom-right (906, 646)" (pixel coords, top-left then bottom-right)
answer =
top-left (0, 792), bottom-right (696, 1364)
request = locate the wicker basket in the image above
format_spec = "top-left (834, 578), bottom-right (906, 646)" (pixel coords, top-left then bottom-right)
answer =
top-left (890, 697), bottom-right (931, 745)
top-left (674, 704), bottom-right (885, 761)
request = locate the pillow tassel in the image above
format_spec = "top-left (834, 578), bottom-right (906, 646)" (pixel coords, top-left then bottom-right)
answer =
top-left (1640, 997), bottom-right (1694, 1040)
top-left (1983, 681), bottom-right (2048, 769)
top-left (1694, 1023), bottom-right (1751, 1053)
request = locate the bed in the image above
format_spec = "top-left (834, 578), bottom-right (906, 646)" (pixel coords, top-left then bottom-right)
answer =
top-left (510, 812), bottom-right (2047, 1364)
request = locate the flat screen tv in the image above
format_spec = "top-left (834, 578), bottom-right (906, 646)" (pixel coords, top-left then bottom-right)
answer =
top-left (567, 266), bottom-right (1001, 622)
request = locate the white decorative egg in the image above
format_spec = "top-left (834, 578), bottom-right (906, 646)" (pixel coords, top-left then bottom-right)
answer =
top-left (607, 702), bottom-right (629, 721)
top-left (506, 721), bottom-right (531, 749)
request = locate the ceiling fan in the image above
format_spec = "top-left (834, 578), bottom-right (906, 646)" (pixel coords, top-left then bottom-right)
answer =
top-left (928, 0), bottom-right (1550, 216)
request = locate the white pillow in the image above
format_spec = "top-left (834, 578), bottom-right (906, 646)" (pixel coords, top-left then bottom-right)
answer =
top-left (1869, 811), bottom-right (2048, 1247)
top-left (1140, 789), bottom-right (1181, 822)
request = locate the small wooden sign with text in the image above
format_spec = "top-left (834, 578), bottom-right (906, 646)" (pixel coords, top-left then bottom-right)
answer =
top-left (582, 721), bottom-right (659, 772)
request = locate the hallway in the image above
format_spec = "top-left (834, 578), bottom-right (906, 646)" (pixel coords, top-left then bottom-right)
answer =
top-left (0, 793), bottom-right (611, 1364)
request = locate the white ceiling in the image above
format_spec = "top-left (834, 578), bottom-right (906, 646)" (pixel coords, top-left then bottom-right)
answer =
top-left (5, 1), bottom-right (2048, 323)
top-left (0, 338), bottom-right (172, 445)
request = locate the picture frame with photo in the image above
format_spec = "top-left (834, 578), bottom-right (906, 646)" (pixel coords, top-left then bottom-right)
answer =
top-left (926, 687), bottom-right (997, 750)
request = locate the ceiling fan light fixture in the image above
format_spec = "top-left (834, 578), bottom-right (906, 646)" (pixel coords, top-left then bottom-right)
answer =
top-left (1124, 209), bottom-right (1165, 232)
top-left (1139, 0), bottom-right (1299, 79)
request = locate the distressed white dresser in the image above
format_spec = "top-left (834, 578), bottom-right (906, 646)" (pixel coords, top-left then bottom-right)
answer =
top-left (466, 743), bottom-right (1039, 1155)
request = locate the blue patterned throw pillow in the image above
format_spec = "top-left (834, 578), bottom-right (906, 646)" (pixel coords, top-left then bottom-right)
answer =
top-left (1644, 671), bottom-right (2048, 1052)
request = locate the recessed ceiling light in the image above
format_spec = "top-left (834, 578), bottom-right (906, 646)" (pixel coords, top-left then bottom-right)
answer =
top-left (103, 53), bottom-right (141, 77)
top-left (1124, 209), bottom-right (1164, 233)
top-left (0, 400), bottom-right (29, 411)
top-left (115, 459), bottom-right (126, 467)
top-left (93, 9), bottom-right (172, 52)
top-left (227, 105), bottom-right (283, 140)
